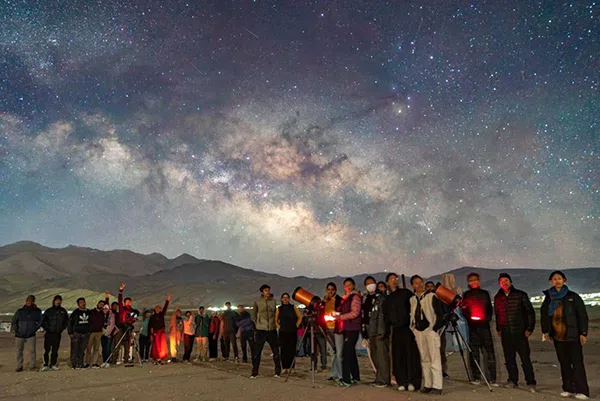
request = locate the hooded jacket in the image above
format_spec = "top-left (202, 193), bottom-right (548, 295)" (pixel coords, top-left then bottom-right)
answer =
top-left (540, 288), bottom-right (588, 341)
top-left (494, 286), bottom-right (535, 334)
top-left (42, 305), bottom-right (69, 334)
top-left (339, 290), bottom-right (362, 332)
top-left (251, 294), bottom-right (277, 331)
top-left (11, 305), bottom-right (42, 338)
top-left (68, 308), bottom-right (92, 335)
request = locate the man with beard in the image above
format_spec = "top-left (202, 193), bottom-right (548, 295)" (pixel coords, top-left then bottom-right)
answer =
top-left (85, 293), bottom-right (109, 368)
top-left (494, 273), bottom-right (536, 392)
top-left (384, 272), bottom-right (422, 392)
top-left (250, 284), bottom-right (281, 378)
top-left (68, 297), bottom-right (92, 369)
top-left (12, 295), bottom-right (42, 372)
top-left (41, 295), bottom-right (68, 371)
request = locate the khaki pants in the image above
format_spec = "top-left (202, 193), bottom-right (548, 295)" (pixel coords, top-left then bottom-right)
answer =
top-left (85, 332), bottom-right (103, 365)
top-left (195, 336), bottom-right (208, 361)
top-left (414, 329), bottom-right (443, 390)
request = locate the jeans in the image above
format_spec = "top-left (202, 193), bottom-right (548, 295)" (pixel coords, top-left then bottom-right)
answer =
top-left (329, 331), bottom-right (344, 379)
top-left (341, 331), bottom-right (360, 383)
top-left (43, 332), bottom-right (61, 367)
top-left (101, 336), bottom-right (113, 363)
top-left (70, 333), bottom-right (89, 368)
top-left (16, 336), bottom-right (37, 370)
top-left (313, 330), bottom-right (328, 370)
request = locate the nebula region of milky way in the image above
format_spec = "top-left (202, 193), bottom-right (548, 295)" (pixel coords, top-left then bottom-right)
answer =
top-left (0, 1), bottom-right (599, 277)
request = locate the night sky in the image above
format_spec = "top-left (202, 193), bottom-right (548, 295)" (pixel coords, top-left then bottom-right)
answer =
top-left (1, 1), bottom-right (599, 278)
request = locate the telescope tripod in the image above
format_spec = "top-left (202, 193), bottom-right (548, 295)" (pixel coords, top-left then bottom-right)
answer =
top-left (103, 325), bottom-right (143, 368)
top-left (285, 313), bottom-right (337, 388)
top-left (440, 312), bottom-right (492, 392)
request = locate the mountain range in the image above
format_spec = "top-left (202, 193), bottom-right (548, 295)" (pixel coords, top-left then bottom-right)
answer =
top-left (1, 241), bottom-right (598, 312)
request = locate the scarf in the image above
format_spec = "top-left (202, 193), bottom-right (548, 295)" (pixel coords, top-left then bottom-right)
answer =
top-left (548, 285), bottom-right (569, 316)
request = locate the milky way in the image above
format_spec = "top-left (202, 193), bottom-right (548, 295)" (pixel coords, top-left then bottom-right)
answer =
top-left (1, 1), bottom-right (599, 277)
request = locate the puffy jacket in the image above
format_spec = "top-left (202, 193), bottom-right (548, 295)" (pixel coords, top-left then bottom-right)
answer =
top-left (540, 289), bottom-right (588, 341)
top-left (41, 306), bottom-right (68, 334)
top-left (235, 311), bottom-right (254, 333)
top-left (251, 295), bottom-right (277, 331)
top-left (494, 286), bottom-right (535, 334)
top-left (339, 290), bottom-right (362, 332)
top-left (68, 308), bottom-right (92, 335)
top-left (11, 305), bottom-right (42, 338)
top-left (461, 287), bottom-right (493, 325)
top-left (383, 288), bottom-right (413, 328)
top-left (367, 292), bottom-right (387, 339)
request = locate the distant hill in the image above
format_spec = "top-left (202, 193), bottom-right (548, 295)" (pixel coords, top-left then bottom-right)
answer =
top-left (0, 241), bottom-right (598, 312)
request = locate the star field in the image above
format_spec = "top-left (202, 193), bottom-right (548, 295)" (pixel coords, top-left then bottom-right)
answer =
top-left (1, 1), bottom-right (599, 277)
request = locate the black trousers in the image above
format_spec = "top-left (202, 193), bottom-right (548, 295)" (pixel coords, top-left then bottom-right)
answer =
top-left (209, 335), bottom-right (219, 359)
top-left (183, 334), bottom-right (194, 361)
top-left (500, 332), bottom-right (536, 386)
top-left (240, 330), bottom-right (255, 362)
top-left (70, 333), bottom-right (89, 368)
top-left (468, 324), bottom-right (497, 381)
top-left (139, 335), bottom-right (151, 360)
top-left (252, 330), bottom-right (281, 376)
top-left (342, 331), bottom-right (360, 383)
top-left (223, 331), bottom-right (238, 359)
top-left (554, 341), bottom-right (589, 396)
top-left (392, 326), bottom-right (422, 388)
top-left (44, 332), bottom-right (62, 367)
top-left (279, 331), bottom-right (297, 369)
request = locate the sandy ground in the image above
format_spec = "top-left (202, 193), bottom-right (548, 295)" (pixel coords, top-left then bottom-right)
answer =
top-left (0, 330), bottom-right (598, 401)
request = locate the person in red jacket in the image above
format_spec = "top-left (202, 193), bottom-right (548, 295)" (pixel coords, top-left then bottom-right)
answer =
top-left (114, 283), bottom-right (134, 364)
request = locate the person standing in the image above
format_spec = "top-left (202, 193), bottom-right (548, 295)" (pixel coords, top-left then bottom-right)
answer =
top-left (426, 280), bottom-right (449, 379)
top-left (116, 283), bottom-right (134, 364)
top-left (541, 270), bottom-right (590, 400)
top-left (276, 293), bottom-right (302, 374)
top-left (194, 306), bottom-right (210, 362)
top-left (169, 309), bottom-right (184, 362)
top-left (362, 276), bottom-right (378, 376)
top-left (235, 305), bottom-right (255, 363)
top-left (461, 272), bottom-right (497, 386)
top-left (494, 273), bottom-right (536, 392)
top-left (222, 302), bottom-right (239, 361)
top-left (101, 304), bottom-right (118, 366)
top-left (250, 284), bottom-right (281, 378)
top-left (364, 277), bottom-right (390, 388)
top-left (321, 282), bottom-right (342, 381)
top-left (384, 272), bottom-right (421, 392)
top-left (182, 311), bottom-right (195, 363)
top-left (12, 295), bottom-right (42, 372)
top-left (208, 311), bottom-right (220, 361)
top-left (40, 295), bottom-right (68, 371)
top-left (335, 278), bottom-right (363, 388)
top-left (68, 297), bottom-right (92, 369)
top-left (139, 310), bottom-right (152, 362)
top-left (410, 275), bottom-right (444, 395)
top-left (149, 295), bottom-right (171, 363)
top-left (85, 295), bottom-right (109, 368)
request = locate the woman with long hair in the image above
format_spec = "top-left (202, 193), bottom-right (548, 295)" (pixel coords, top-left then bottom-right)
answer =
top-left (276, 293), bottom-right (302, 375)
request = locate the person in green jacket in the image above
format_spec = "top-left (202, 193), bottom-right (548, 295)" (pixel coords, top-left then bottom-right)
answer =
top-left (194, 306), bottom-right (210, 362)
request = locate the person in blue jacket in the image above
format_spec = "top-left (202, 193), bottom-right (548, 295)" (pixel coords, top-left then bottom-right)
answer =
top-left (11, 295), bottom-right (42, 372)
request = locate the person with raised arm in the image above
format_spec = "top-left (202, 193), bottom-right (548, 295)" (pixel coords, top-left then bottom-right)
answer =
top-left (149, 294), bottom-right (171, 364)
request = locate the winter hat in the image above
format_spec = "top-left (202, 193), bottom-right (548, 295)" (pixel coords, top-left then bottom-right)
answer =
top-left (53, 295), bottom-right (62, 302)
top-left (498, 273), bottom-right (512, 282)
top-left (259, 284), bottom-right (271, 292)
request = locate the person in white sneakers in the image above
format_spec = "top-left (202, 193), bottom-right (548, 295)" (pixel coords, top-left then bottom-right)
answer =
top-left (410, 275), bottom-right (444, 395)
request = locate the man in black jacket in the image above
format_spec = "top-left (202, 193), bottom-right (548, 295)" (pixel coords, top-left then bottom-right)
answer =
top-left (494, 273), bottom-right (536, 392)
top-left (68, 297), bottom-right (92, 369)
top-left (461, 273), bottom-right (497, 385)
top-left (383, 273), bottom-right (421, 392)
top-left (364, 276), bottom-right (390, 388)
top-left (222, 302), bottom-right (239, 361)
top-left (41, 295), bottom-right (68, 371)
top-left (11, 295), bottom-right (42, 372)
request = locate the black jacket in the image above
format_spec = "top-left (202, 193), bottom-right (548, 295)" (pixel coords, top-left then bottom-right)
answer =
top-left (383, 288), bottom-right (413, 328)
top-left (540, 289), bottom-right (588, 341)
top-left (367, 292), bottom-right (387, 339)
top-left (461, 287), bottom-right (494, 325)
top-left (68, 308), bottom-right (92, 335)
top-left (494, 287), bottom-right (535, 334)
top-left (11, 305), bottom-right (42, 338)
top-left (42, 306), bottom-right (69, 334)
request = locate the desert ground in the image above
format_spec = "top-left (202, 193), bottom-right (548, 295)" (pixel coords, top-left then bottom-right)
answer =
top-left (0, 324), bottom-right (598, 401)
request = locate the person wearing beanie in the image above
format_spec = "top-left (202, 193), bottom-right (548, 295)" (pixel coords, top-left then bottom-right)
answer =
top-left (541, 271), bottom-right (590, 400)
top-left (40, 295), bottom-right (69, 371)
top-left (494, 273), bottom-right (536, 392)
top-left (11, 295), bottom-right (42, 372)
top-left (250, 284), bottom-right (281, 378)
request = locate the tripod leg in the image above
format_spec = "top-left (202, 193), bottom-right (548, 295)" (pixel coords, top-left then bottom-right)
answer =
top-left (284, 324), bottom-right (310, 383)
top-left (133, 334), bottom-right (143, 367)
top-left (453, 324), bottom-right (493, 392)
top-left (310, 324), bottom-right (316, 388)
top-left (103, 329), bottom-right (127, 366)
top-left (453, 327), bottom-right (473, 382)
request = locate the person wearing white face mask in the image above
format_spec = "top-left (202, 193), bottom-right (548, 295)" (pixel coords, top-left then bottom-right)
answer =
top-left (363, 276), bottom-right (390, 388)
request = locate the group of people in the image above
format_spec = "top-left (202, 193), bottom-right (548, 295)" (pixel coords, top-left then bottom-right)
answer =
top-left (10, 270), bottom-right (590, 399)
